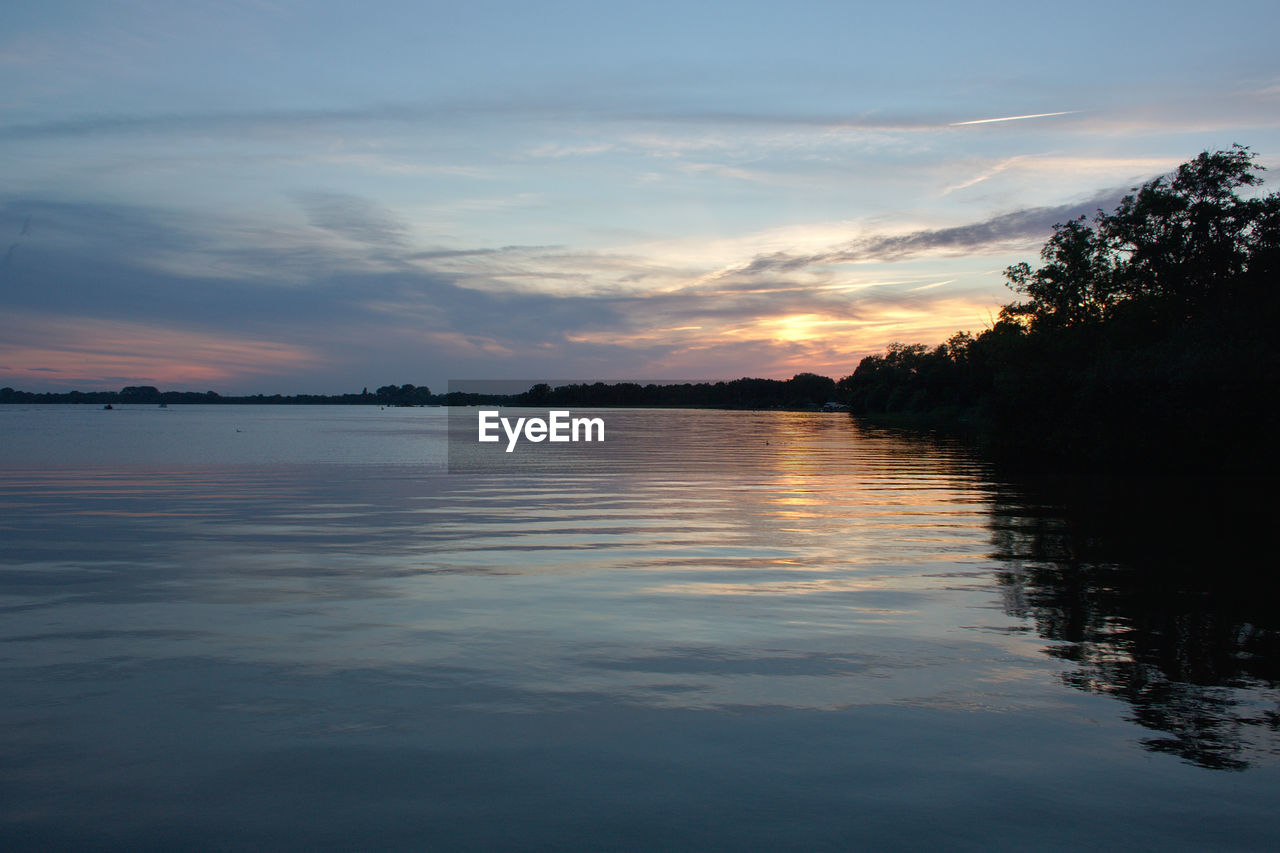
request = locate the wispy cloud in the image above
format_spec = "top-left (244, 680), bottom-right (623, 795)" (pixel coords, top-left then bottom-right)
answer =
top-left (942, 157), bottom-right (1025, 194)
top-left (294, 192), bottom-right (408, 247)
top-left (0, 102), bottom-right (1061, 144)
top-left (0, 311), bottom-right (320, 389)
top-left (0, 184), bottom-right (1169, 391)
top-left (720, 190), bottom-right (1125, 278)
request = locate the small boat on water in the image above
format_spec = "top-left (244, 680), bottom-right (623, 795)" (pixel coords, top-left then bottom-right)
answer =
top-left (103, 404), bottom-right (113, 410)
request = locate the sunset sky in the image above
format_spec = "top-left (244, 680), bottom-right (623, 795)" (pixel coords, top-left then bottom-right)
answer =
top-left (3, 0), bottom-right (1279, 393)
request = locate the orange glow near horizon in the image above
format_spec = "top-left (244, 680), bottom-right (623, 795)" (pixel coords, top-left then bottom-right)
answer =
top-left (1, 289), bottom-right (998, 391)
top-left (560, 293), bottom-right (995, 381)
top-left (0, 314), bottom-right (320, 389)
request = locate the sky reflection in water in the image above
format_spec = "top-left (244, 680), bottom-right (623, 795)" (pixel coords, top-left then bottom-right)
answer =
top-left (0, 406), bottom-right (1276, 851)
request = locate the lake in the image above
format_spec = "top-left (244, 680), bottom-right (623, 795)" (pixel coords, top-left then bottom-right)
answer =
top-left (1, 405), bottom-right (1276, 851)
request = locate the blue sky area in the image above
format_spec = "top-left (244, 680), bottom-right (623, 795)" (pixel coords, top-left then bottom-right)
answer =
top-left (3, 0), bottom-right (1278, 392)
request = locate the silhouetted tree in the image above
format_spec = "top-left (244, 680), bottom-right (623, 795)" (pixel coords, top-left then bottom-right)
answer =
top-left (1003, 215), bottom-right (1114, 328)
top-left (840, 146), bottom-right (1280, 473)
top-left (1105, 145), bottom-right (1265, 313)
top-left (374, 384), bottom-right (433, 405)
top-left (1005, 144), bottom-right (1272, 326)
top-left (120, 385), bottom-right (162, 402)
top-left (786, 372), bottom-right (837, 406)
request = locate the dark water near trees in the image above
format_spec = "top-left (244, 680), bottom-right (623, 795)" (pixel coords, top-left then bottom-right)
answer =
top-left (1, 405), bottom-right (1275, 850)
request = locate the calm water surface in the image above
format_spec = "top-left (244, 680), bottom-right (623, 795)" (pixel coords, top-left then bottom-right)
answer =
top-left (1, 405), bottom-right (1276, 850)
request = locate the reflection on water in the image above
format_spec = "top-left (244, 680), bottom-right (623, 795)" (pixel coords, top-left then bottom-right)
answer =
top-left (1, 406), bottom-right (1277, 850)
top-left (852, 421), bottom-right (1280, 772)
top-left (986, 475), bottom-right (1280, 771)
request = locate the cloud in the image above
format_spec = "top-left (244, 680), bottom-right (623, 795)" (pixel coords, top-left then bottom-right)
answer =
top-left (3, 90), bottom-right (1269, 152)
top-left (942, 157), bottom-right (1024, 194)
top-left (0, 105), bottom-right (427, 142)
top-left (0, 103), bottom-right (948, 143)
top-left (294, 192), bottom-right (408, 247)
top-left (725, 189), bottom-right (1126, 278)
top-left (0, 190), bottom-right (1111, 391)
top-left (404, 246), bottom-right (549, 261)
top-left (1, 214), bottom-right (31, 271)
top-left (0, 311), bottom-right (320, 389)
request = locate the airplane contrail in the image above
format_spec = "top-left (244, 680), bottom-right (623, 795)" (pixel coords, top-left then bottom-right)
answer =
top-left (951, 111), bottom-right (1078, 126)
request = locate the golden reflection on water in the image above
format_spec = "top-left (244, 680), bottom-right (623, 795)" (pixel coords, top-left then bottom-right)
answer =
top-left (0, 411), bottom-right (1022, 716)
top-left (4, 406), bottom-right (1280, 853)
top-left (2, 408), bottom-right (1273, 768)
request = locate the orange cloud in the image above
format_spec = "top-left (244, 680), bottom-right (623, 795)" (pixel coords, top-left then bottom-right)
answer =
top-left (0, 313), bottom-right (320, 388)
top-left (563, 293), bottom-right (996, 381)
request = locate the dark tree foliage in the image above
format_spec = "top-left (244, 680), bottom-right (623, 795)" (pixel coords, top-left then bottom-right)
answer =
top-left (511, 374), bottom-right (839, 409)
top-left (1003, 216), bottom-right (1115, 328)
top-left (3, 374), bottom-right (847, 410)
top-left (374, 384), bottom-right (434, 406)
top-left (1001, 144), bottom-right (1273, 328)
top-left (0, 386), bottom-right (397, 405)
top-left (841, 146), bottom-right (1280, 473)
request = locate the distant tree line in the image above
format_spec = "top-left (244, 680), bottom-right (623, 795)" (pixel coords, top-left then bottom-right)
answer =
top-left (512, 374), bottom-right (838, 409)
top-left (0, 385), bottom-right (431, 406)
top-left (11, 147), bottom-right (1275, 474)
top-left (1, 375), bottom-right (848, 410)
top-left (839, 146), bottom-right (1280, 472)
